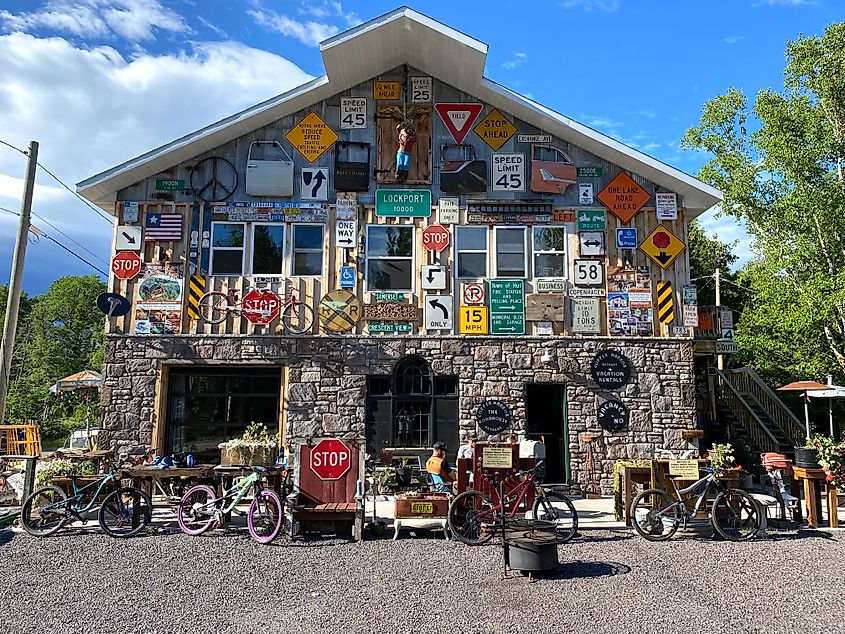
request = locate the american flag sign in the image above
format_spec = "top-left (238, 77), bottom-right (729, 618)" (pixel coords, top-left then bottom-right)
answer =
top-left (144, 212), bottom-right (183, 241)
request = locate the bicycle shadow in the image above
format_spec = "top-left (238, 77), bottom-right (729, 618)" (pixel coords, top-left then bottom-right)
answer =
top-left (553, 560), bottom-right (632, 579)
top-left (574, 529), bottom-right (633, 544)
top-left (0, 529), bottom-right (14, 547)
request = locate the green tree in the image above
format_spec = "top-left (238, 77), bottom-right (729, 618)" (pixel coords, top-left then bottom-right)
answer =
top-left (683, 23), bottom-right (845, 382)
top-left (687, 220), bottom-right (744, 310)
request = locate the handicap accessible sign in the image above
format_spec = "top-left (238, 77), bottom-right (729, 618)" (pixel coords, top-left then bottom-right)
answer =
top-left (340, 266), bottom-right (356, 289)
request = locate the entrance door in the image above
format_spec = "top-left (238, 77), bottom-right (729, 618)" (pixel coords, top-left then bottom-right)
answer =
top-left (524, 383), bottom-right (568, 483)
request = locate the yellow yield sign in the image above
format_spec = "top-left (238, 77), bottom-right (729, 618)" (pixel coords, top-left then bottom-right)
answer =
top-left (285, 112), bottom-right (339, 163)
top-left (640, 224), bottom-right (686, 270)
top-left (459, 306), bottom-right (488, 334)
top-left (474, 109), bottom-right (517, 151)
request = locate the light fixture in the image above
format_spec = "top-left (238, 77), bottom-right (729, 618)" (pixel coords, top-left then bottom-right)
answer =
top-left (541, 349), bottom-right (554, 365)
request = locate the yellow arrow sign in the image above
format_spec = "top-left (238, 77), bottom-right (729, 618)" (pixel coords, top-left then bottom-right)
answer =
top-left (284, 112), bottom-right (339, 163)
top-left (639, 224), bottom-right (686, 270)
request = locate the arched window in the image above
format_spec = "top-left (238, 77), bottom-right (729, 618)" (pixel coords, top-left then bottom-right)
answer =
top-left (365, 356), bottom-right (458, 458)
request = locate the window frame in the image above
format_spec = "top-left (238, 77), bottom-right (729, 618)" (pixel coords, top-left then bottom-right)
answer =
top-left (365, 224), bottom-right (415, 292)
top-left (455, 226), bottom-right (489, 279)
top-left (531, 225), bottom-right (568, 279)
top-left (250, 223), bottom-right (286, 278)
top-left (493, 226), bottom-right (528, 278)
top-left (210, 221), bottom-right (246, 277)
top-left (290, 223), bottom-right (326, 277)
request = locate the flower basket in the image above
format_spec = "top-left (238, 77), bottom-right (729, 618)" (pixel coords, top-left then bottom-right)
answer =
top-left (218, 444), bottom-right (276, 467)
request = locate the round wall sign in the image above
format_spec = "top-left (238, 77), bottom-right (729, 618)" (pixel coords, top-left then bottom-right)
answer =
top-left (318, 290), bottom-right (362, 332)
top-left (476, 400), bottom-right (512, 435)
top-left (590, 350), bottom-right (632, 389)
top-left (598, 400), bottom-right (629, 433)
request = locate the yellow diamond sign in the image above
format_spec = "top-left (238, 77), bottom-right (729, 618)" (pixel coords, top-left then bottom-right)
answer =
top-left (474, 109), bottom-right (517, 150)
top-left (639, 224), bottom-right (686, 270)
top-left (284, 112), bottom-right (339, 163)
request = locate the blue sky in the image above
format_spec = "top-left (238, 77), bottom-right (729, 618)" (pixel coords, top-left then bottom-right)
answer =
top-left (0, 0), bottom-right (841, 294)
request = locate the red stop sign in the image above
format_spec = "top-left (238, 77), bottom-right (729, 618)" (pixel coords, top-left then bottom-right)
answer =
top-left (241, 288), bottom-right (281, 324)
top-left (310, 438), bottom-right (351, 480)
top-left (111, 251), bottom-right (142, 280)
top-left (422, 224), bottom-right (450, 252)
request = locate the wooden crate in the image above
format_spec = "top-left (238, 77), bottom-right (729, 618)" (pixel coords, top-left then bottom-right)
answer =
top-left (394, 493), bottom-right (449, 518)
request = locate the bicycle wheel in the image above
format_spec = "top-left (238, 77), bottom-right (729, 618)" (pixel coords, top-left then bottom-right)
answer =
top-left (247, 490), bottom-right (284, 544)
top-left (98, 487), bottom-right (152, 538)
top-left (712, 489), bottom-right (761, 541)
top-left (448, 491), bottom-right (499, 545)
top-left (177, 485), bottom-right (219, 535)
top-left (630, 488), bottom-right (681, 542)
top-left (197, 291), bottom-right (230, 324)
top-left (21, 486), bottom-right (68, 537)
top-left (532, 489), bottom-right (578, 543)
top-left (280, 300), bottom-right (314, 334)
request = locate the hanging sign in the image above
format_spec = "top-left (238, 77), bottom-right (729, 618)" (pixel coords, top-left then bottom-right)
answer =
top-left (300, 167), bottom-right (329, 200)
top-left (335, 219), bottom-right (356, 249)
top-left (616, 227), bottom-right (638, 249)
top-left (571, 297), bottom-right (601, 333)
top-left (537, 279), bottom-right (565, 293)
top-left (375, 189), bottom-right (431, 217)
top-left (656, 280), bottom-right (675, 325)
top-left (425, 295), bottom-right (453, 330)
top-left (570, 287), bottom-right (606, 297)
top-left (639, 225), bottom-right (686, 269)
top-left (489, 279), bottom-right (525, 335)
top-left (590, 350), bottom-right (632, 389)
top-left (573, 260), bottom-right (604, 286)
top-left (598, 400), bottom-right (629, 433)
top-left (579, 183), bottom-right (594, 205)
top-left (463, 283), bottom-right (485, 305)
top-left (578, 166), bottom-right (604, 178)
top-left (410, 76), bottom-right (432, 102)
top-left (476, 400), bottom-right (513, 435)
top-left (459, 305), bottom-right (488, 334)
top-left (421, 265), bottom-right (447, 290)
top-left (111, 251), bottom-right (142, 280)
top-left (368, 323), bottom-right (413, 333)
top-left (491, 153), bottom-right (525, 191)
top-left (318, 289), bottom-right (361, 332)
top-left (242, 289), bottom-right (281, 325)
top-left (123, 201), bottom-right (139, 223)
top-left (339, 266), bottom-right (356, 289)
top-left (579, 232), bottom-right (605, 257)
top-left (435, 103), bottom-right (484, 144)
top-left (438, 198), bottom-right (459, 224)
top-left (155, 179), bottom-right (184, 191)
top-left (597, 172), bottom-right (651, 223)
top-left (655, 192), bottom-right (678, 221)
top-left (683, 305), bottom-right (699, 328)
top-left (474, 109), bottom-right (517, 150)
top-left (115, 226), bottom-right (142, 251)
top-left (335, 192), bottom-right (357, 220)
top-left (421, 225), bottom-right (450, 252)
top-left (577, 210), bottom-right (606, 231)
top-left (373, 81), bottom-right (401, 100)
top-left (517, 134), bottom-right (552, 143)
top-left (285, 112), bottom-right (339, 163)
top-left (340, 97), bottom-right (367, 129)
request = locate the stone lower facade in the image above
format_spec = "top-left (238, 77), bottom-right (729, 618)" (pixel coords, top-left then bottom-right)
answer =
top-left (102, 335), bottom-right (695, 494)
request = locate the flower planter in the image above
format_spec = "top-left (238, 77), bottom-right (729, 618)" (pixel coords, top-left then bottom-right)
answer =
top-left (219, 444), bottom-right (276, 467)
top-left (395, 467), bottom-right (414, 488)
top-left (794, 447), bottom-right (821, 469)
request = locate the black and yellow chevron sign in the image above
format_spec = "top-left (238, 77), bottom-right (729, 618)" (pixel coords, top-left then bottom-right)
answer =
top-left (656, 280), bottom-right (675, 325)
top-left (188, 274), bottom-right (206, 320)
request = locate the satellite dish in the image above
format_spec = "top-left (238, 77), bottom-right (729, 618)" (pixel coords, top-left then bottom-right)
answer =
top-left (96, 292), bottom-right (132, 318)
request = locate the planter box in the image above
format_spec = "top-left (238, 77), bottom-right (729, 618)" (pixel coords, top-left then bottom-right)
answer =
top-left (218, 445), bottom-right (275, 467)
top-left (394, 493), bottom-right (449, 518)
top-left (794, 447), bottom-right (821, 469)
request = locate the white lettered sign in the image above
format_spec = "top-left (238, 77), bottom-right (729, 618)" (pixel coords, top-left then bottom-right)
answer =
top-left (491, 153), bottom-right (525, 191)
top-left (340, 97), bottom-right (367, 130)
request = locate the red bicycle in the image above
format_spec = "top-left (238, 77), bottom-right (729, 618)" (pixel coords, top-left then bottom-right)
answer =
top-left (197, 287), bottom-right (314, 334)
top-left (447, 461), bottom-right (578, 545)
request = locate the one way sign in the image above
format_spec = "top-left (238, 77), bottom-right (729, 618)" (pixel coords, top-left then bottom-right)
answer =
top-left (335, 220), bottom-right (357, 250)
top-left (425, 295), bottom-right (453, 330)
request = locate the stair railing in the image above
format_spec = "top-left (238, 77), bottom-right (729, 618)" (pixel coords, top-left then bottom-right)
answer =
top-left (727, 368), bottom-right (806, 447)
top-left (715, 369), bottom-right (782, 454)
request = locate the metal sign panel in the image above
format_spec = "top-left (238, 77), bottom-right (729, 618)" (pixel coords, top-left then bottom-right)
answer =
top-left (491, 153), bottom-right (525, 191)
top-left (517, 134), bottom-right (552, 143)
top-left (616, 227), bottom-right (638, 249)
top-left (537, 279), bottom-right (565, 293)
top-left (335, 219), bottom-right (356, 249)
top-left (721, 328), bottom-right (735, 341)
top-left (489, 279), bottom-right (525, 335)
top-left (123, 201), bottom-right (139, 223)
top-left (339, 266), bottom-right (355, 289)
top-left (579, 183), bottom-right (594, 205)
top-left (570, 287), bottom-right (606, 297)
top-left (375, 189), bottom-right (431, 217)
top-left (720, 308), bottom-right (734, 329)
top-left (284, 112), bottom-right (339, 163)
top-left (410, 76), bottom-right (432, 102)
top-left (421, 265), bottom-right (447, 290)
top-left (578, 166), bottom-right (604, 178)
top-left (115, 225), bottom-right (142, 251)
top-left (438, 198), bottom-right (459, 224)
top-left (571, 298), bottom-right (601, 333)
top-left (683, 305), bottom-right (699, 327)
top-left (682, 284), bottom-right (698, 306)
top-left (340, 97), bottom-right (367, 129)
top-left (155, 179), bottom-right (184, 191)
top-left (435, 103), bottom-right (484, 144)
top-left (425, 295), bottom-right (453, 330)
top-left (655, 192), bottom-right (678, 220)
top-left (474, 109), bottom-right (517, 150)
top-left (656, 280), bottom-right (675, 325)
top-left (576, 209), bottom-right (606, 231)
top-left (640, 224), bottom-right (686, 269)
top-left (459, 306), bottom-right (488, 334)
top-left (335, 192), bottom-right (357, 220)
top-left (579, 231), bottom-right (605, 256)
top-left (421, 225), bottom-right (450, 252)
top-left (716, 341), bottom-right (739, 354)
top-left (463, 282), bottom-right (485, 305)
top-left (597, 172), bottom-right (651, 223)
top-left (573, 259), bottom-right (604, 286)
top-left (373, 81), bottom-right (401, 100)
top-left (300, 167), bottom-right (329, 200)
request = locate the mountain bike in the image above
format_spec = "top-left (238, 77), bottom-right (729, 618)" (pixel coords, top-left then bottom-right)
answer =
top-left (630, 468), bottom-right (761, 541)
top-left (197, 287), bottom-right (314, 334)
top-left (448, 461), bottom-right (578, 545)
top-left (176, 466), bottom-right (286, 544)
top-left (21, 463), bottom-right (152, 538)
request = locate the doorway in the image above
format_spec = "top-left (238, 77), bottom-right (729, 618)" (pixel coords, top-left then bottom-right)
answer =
top-left (524, 383), bottom-right (569, 483)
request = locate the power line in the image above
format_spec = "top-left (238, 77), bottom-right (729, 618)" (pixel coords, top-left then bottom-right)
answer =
top-left (0, 139), bottom-right (26, 156)
top-left (1, 204), bottom-right (107, 266)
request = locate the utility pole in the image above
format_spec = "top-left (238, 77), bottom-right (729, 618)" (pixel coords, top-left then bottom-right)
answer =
top-left (0, 140), bottom-right (38, 425)
top-left (715, 268), bottom-right (723, 371)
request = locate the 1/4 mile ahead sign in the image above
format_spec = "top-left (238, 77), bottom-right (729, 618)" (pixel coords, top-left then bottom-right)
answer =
top-left (489, 279), bottom-right (525, 335)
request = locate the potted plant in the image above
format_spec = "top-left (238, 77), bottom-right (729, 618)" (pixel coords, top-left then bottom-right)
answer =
top-left (394, 457), bottom-right (414, 488)
top-left (807, 434), bottom-right (845, 486)
top-left (218, 422), bottom-right (278, 466)
top-left (795, 435), bottom-right (824, 469)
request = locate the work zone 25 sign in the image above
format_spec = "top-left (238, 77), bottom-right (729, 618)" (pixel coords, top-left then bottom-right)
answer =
top-left (491, 153), bottom-right (525, 191)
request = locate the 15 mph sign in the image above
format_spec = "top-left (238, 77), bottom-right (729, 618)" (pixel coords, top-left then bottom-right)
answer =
top-left (310, 438), bottom-right (351, 480)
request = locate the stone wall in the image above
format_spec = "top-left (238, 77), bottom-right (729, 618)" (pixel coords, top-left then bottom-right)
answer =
top-left (102, 335), bottom-right (695, 493)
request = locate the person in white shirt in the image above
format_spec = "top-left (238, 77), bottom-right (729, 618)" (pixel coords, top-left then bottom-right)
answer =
top-left (457, 435), bottom-right (476, 460)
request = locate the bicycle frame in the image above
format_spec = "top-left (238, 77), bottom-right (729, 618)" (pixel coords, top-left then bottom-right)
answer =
top-left (662, 472), bottom-right (722, 524)
top-left (45, 471), bottom-right (119, 516)
top-left (481, 473), bottom-right (537, 520)
top-left (191, 471), bottom-right (263, 518)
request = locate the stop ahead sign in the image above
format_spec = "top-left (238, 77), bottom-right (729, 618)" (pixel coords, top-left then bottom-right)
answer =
top-left (111, 251), bottom-right (142, 280)
top-left (421, 224), bottom-right (450, 252)
top-left (310, 438), bottom-right (351, 481)
top-left (241, 288), bottom-right (281, 325)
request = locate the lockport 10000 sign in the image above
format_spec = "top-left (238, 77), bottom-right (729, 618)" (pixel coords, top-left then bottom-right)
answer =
top-left (375, 189), bottom-right (432, 217)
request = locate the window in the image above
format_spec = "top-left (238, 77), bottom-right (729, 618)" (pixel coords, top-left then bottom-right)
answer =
top-left (210, 223), bottom-right (245, 276)
top-left (532, 226), bottom-right (567, 278)
top-left (251, 224), bottom-right (285, 276)
top-left (456, 226), bottom-right (488, 278)
top-left (291, 224), bottom-right (324, 276)
top-left (366, 225), bottom-right (414, 291)
top-left (494, 226), bottom-right (527, 277)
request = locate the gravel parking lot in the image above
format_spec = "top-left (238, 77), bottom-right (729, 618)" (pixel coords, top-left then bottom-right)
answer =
top-left (1, 526), bottom-right (841, 634)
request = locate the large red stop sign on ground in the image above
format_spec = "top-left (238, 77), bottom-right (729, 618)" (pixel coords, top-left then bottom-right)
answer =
top-left (241, 288), bottom-right (280, 325)
top-left (310, 438), bottom-right (351, 480)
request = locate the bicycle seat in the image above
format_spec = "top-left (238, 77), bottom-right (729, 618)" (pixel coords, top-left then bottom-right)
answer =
top-left (664, 474), bottom-right (685, 480)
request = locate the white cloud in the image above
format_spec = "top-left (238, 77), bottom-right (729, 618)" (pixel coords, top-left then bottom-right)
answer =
top-left (752, 0), bottom-right (817, 6)
top-left (248, 8), bottom-right (339, 46)
top-left (697, 207), bottom-right (756, 270)
top-left (580, 115), bottom-right (624, 130)
top-left (0, 0), bottom-right (189, 41)
top-left (299, 1), bottom-right (361, 28)
top-left (724, 35), bottom-right (746, 44)
top-left (559, 0), bottom-right (620, 10)
top-left (502, 51), bottom-right (527, 70)
top-left (0, 32), bottom-right (312, 288)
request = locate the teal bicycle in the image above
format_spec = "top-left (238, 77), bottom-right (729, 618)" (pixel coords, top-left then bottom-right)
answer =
top-left (177, 467), bottom-right (285, 544)
top-left (21, 464), bottom-right (152, 538)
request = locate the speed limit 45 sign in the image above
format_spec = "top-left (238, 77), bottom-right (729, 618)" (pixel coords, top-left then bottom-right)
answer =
top-left (491, 153), bottom-right (525, 191)
top-left (574, 259), bottom-right (604, 286)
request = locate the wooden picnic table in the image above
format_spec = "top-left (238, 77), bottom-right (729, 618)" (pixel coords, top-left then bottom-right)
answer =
top-left (125, 465), bottom-right (217, 504)
top-left (792, 466), bottom-right (839, 529)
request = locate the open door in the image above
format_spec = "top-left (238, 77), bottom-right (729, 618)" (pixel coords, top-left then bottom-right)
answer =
top-left (524, 383), bottom-right (569, 483)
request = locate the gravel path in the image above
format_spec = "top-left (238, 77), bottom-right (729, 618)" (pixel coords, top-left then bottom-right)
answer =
top-left (1, 526), bottom-right (841, 634)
